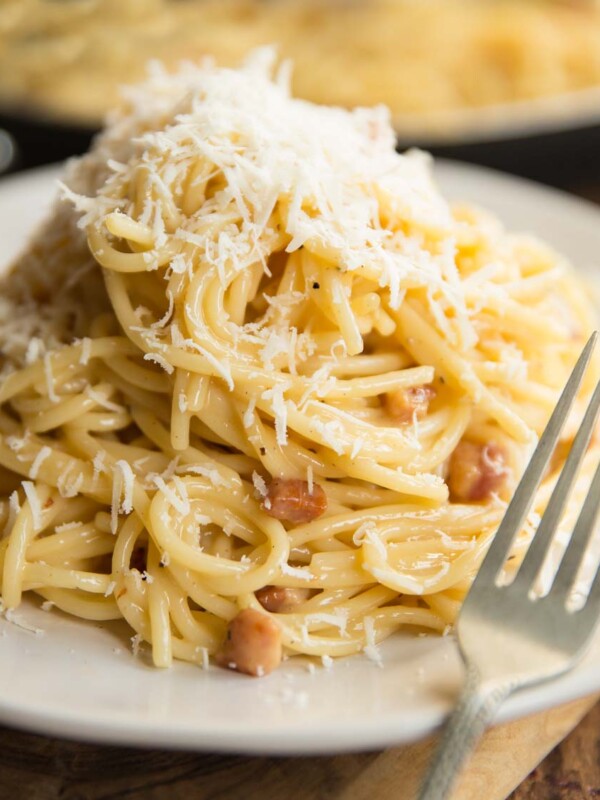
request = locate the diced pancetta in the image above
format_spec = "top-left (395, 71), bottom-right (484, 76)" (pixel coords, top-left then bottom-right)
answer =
top-left (263, 478), bottom-right (327, 523)
top-left (215, 608), bottom-right (282, 677)
top-left (448, 441), bottom-right (507, 502)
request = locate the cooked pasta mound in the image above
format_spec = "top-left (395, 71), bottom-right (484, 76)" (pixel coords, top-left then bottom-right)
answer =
top-left (0, 52), bottom-right (597, 675)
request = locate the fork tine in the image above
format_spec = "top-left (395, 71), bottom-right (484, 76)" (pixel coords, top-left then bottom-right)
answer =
top-left (466, 332), bottom-right (598, 595)
top-left (549, 453), bottom-right (600, 600)
top-left (511, 375), bottom-right (600, 591)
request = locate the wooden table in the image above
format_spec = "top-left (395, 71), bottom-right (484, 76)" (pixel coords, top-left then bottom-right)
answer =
top-left (510, 702), bottom-right (600, 800)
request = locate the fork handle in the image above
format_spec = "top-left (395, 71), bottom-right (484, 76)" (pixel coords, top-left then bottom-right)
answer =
top-left (417, 667), bottom-right (513, 800)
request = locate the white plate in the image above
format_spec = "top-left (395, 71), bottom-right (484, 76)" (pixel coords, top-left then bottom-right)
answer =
top-left (0, 163), bottom-right (599, 755)
top-left (395, 86), bottom-right (600, 146)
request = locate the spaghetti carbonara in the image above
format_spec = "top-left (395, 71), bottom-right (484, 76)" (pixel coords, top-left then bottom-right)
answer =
top-left (0, 52), bottom-right (597, 676)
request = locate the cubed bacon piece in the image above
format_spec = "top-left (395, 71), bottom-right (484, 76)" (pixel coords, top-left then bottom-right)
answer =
top-left (448, 441), bottom-right (507, 502)
top-left (256, 586), bottom-right (311, 613)
top-left (215, 608), bottom-right (282, 677)
top-left (263, 479), bottom-right (327, 523)
top-left (384, 385), bottom-right (435, 423)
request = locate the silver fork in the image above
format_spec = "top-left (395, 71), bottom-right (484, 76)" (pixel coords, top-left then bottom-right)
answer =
top-left (418, 331), bottom-right (600, 800)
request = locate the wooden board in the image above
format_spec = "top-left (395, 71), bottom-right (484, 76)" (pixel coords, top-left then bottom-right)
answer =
top-left (0, 695), bottom-right (596, 800)
top-left (510, 700), bottom-right (600, 800)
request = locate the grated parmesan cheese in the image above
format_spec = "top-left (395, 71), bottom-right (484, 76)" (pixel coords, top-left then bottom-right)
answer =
top-left (306, 465), bottom-right (314, 495)
top-left (363, 616), bottom-right (383, 667)
top-left (252, 470), bottom-right (268, 499)
top-left (350, 438), bottom-right (365, 461)
top-left (261, 384), bottom-right (289, 447)
top-left (6, 434), bottom-right (28, 452)
top-left (305, 611), bottom-right (348, 634)
top-left (180, 333), bottom-right (234, 390)
top-left (153, 474), bottom-right (190, 516)
top-left (352, 520), bottom-right (378, 548)
top-left (56, 466), bottom-right (83, 498)
top-left (3, 490), bottom-right (21, 538)
top-left (92, 450), bottom-right (107, 489)
top-left (22, 481), bottom-right (42, 531)
top-left (2, 606), bottom-right (44, 636)
top-left (178, 463), bottom-right (229, 487)
top-left (43, 353), bottom-right (59, 403)
top-left (243, 397), bottom-right (256, 429)
top-left (111, 459), bottom-right (135, 534)
top-left (197, 646), bottom-right (210, 670)
top-left (55, 521), bottom-right (83, 533)
top-left (281, 563), bottom-right (314, 582)
top-left (86, 386), bottom-right (125, 413)
top-left (79, 337), bottom-right (92, 365)
top-left (144, 352), bottom-right (174, 375)
top-left (25, 337), bottom-right (44, 365)
top-left (28, 446), bottom-right (52, 480)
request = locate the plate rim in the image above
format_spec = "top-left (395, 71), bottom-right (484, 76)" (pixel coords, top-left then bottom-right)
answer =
top-left (395, 85), bottom-right (600, 146)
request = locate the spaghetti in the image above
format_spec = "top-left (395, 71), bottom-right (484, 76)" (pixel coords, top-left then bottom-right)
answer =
top-left (0, 52), bottom-right (597, 676)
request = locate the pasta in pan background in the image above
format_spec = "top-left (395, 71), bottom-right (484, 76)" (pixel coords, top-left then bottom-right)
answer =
top-left (1, 0), bottom-right (600, 131)
top-left (0, 52), bottom-right (597, 675)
